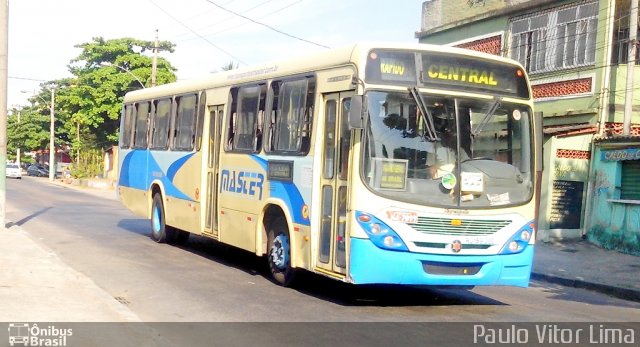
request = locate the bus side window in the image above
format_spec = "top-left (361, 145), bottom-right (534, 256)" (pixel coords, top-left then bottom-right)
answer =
top-left (266, 76), bottom-right (314, 155)
top-left (195, 91), bottom-right (207, 151)
top-left (133, 101), bottom-right (150, 149)
top-left (151, 98), bottom-right (172, 149)
top-left (228, 84), bottom-right (266, 152)
top-left (120, 104), bottom-right (135, 149)
top-left (173, 94), bottom-right (197, 151)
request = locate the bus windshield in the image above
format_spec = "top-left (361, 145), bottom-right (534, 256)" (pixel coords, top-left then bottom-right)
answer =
top-left (362, 91), bottom-right (533, 208)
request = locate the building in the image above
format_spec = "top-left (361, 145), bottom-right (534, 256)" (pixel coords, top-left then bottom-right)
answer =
top-left (417, 0), bottom-right (639, 255)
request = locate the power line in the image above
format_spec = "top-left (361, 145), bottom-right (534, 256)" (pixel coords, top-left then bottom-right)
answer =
top-left (202, 0), bottom-right (330, 49)
top-left (177, 0), bottom-right (304, 44)
top-left (149, 0), bottom-right (248, 65)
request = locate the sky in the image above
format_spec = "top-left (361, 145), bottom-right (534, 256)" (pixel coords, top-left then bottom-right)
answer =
top-left (8, 0), bottom-right (424, 108)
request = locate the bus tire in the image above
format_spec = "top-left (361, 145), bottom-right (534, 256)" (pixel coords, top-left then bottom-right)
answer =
top-left (150, 193), bottom-right (170, 243)
top-left (267, 217), bottom-right (297, 286)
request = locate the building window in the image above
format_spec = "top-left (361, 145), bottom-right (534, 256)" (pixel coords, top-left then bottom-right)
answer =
top-left (509, 1), bottom-right (598, 74)
top-left (612, 27), bottom-right (640, 64)
top-left (621, 160), bottom-right (640, 200)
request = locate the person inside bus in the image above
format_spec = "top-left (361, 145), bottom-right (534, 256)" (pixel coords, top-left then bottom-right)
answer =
top-left (430, 104), bottom-right (470, 178)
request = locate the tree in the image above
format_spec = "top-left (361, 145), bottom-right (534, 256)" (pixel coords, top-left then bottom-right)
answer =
top-left (6, 107), bottom-right (49, 161)
top-left (61, 37), bottom-right (177, 149)
top-left (219, 61), bottom-right (239, 72)
top-left (7, 37), bottom-right (179, 177)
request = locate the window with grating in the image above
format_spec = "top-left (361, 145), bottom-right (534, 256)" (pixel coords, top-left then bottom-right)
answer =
top-left (621, 160), bottom-right (640, 200)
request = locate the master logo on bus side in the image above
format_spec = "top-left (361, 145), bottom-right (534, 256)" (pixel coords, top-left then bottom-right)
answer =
top-left (220, 169), bottom-right (264, 200)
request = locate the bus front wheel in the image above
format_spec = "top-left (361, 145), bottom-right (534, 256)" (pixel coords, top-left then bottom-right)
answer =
top-left (267, 217), bottom-right (297, 286)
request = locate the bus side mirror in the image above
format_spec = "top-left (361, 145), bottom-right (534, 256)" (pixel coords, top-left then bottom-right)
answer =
top-left (348, 95), bottom-right (367, 129)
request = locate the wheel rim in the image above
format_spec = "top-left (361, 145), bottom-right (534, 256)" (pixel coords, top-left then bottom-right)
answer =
top-left (270, 233), bottom-right (290, 270)
top-left (152, 202), bottom-right (162, 234)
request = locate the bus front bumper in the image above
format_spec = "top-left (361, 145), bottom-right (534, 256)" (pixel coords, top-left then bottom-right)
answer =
top-left (349, 237), bottom-right (533, 287)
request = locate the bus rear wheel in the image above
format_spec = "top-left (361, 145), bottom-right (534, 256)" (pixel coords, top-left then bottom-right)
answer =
top-left (151, 193), bottom-right (190, 244)
top-left (267, 217), bottom-right (297, 286)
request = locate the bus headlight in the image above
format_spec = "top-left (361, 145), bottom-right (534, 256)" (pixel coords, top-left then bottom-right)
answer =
top-left (499, 220), bottom-right (535, 255)
top-left (356, 212), bottom-right (409, 252)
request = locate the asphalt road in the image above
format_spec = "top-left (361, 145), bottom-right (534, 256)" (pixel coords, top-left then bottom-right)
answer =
top-left (5, 176), bottom-right (640, 323)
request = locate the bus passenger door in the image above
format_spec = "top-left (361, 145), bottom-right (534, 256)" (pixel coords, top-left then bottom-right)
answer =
top-left (317, 92), bottom-right (353, 274)
top-left (203, 105), bottom-right (224, 237)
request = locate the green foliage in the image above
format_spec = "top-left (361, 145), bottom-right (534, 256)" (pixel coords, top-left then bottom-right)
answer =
top-left (7, 108), bottom-right (50, 154)
top-left (69, 148), bottom-right (103, 179)
top-left (9, 37), bottom-right (179, 164)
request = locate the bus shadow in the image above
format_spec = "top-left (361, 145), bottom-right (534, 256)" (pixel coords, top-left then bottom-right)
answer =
top-left (116, 219), bottom-right (506, 307)
top-left (292, 272), bottom-right (507, 307)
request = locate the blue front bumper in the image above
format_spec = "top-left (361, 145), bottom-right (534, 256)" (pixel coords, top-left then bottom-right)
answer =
top-left (349, 237), bottom-right (533, 287)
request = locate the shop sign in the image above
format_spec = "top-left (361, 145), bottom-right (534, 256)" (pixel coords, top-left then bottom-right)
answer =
top-left (601, 148), bottom-right (640, 162)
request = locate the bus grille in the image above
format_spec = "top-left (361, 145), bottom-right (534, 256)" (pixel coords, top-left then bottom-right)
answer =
top-left (408, 217), bottom-right (511, 236)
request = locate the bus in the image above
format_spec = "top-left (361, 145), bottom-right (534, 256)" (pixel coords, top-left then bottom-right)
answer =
top-left (117, 42), bottom-right (542, 287)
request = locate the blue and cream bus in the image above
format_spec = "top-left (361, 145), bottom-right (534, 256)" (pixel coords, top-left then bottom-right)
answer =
top-left (117, 42), bottom-right (541, 287)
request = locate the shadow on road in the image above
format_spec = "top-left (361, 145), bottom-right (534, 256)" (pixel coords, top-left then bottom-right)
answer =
top-left (532, 281), bottom-right (640, 309)
top-left (117, 218), bottom-right (507, 308)
top-left (5, 207), bottom-right (53, 228)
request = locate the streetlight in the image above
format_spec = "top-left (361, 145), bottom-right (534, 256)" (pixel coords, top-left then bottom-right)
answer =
top-left (21, 90), bottom-right (55, 181)
top-left (100, 62), bottom-right (146, 89)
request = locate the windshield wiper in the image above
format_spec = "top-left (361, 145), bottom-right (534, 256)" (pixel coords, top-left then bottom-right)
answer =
top-left (408, 87), bottom-right (438, 141)
top-left (472, 97), bottom-right (502, 136)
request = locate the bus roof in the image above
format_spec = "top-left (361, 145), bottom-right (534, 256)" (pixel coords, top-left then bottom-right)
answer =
top-left (123, 42), bottom-right (526, 103)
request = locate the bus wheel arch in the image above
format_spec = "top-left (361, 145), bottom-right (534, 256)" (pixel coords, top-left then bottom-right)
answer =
top-left (263, 205), bottom-right (297, 286)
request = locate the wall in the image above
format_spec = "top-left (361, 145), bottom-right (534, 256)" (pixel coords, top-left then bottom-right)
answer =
top-left (539, 134), bottom-right (593, 240)
top-left (587, 144), bottom-right (640, 255)
top-left (420, 0), bottom-right (555, 33)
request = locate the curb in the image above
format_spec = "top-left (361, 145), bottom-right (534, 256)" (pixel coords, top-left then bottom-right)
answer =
top-left (531, 272), bottom-right (640, 303)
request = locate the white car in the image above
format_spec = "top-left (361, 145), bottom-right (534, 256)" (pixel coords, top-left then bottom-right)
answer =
top-left (5, 163), bottom-right (22, 179)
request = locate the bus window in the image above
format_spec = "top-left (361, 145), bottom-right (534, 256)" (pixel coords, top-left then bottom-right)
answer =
top-left (267, 77), bottom-right (315, 154)
top-left (173, 94), bottom-right (197, 151)
top-left (151, 98), bottom-right (171, 149)
top-left (338, 98), bottom-right (351, 180)
top-left (120, 104), bottom-right (135, 148)
top-left (228, 84), bottom-right (266, 152)
top-left (323, 100), bottom-right (337, 179)
top-left (195, 91), bottom-right (207, 151)
top-left (133, 101), bottom-right (150, 148)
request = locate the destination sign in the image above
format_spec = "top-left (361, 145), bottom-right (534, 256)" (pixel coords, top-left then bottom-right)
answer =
top-left (421, 53), bottom-right (529, 98)
top-left (365, 49), bottom-right (530, 99)
top-left (365, 51), bottom-right (416, 85)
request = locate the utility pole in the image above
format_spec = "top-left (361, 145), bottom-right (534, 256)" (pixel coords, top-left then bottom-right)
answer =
top-left (16, 109), bottom-right (20, 167)
top-left (623, 0), bottom-right (638, 136)
top-left (48, 88), bottom-right (55, 182)
top-left (151, 29), bottom-right (158, 87)
top-left (0, 0), bottom-right (8, 230)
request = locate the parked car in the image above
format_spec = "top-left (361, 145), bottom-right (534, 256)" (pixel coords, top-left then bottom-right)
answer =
top-left (27, 164), bottom-right (48, 177)
top-left (5, 163), bottom-right (22, 179)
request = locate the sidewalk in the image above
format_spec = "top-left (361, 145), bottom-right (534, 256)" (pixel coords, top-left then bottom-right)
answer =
top-left (0, 226), bottom-right (139, 322)
top-left (532, 239), bottom-right (640, 302)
